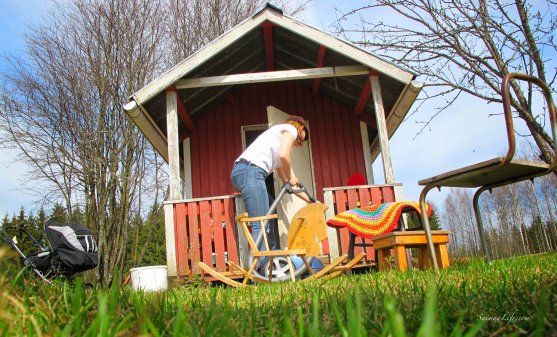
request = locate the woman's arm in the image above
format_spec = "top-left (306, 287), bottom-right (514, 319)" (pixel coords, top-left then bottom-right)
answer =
top-left (277, 131), bottom-right (311, 203)
top-left (277, 131), bottom-right (296, 185)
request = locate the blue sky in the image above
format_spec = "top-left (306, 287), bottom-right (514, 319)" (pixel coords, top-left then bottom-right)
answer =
top-left (305, 0), bottom-right (553, 209)
top-left (0, 0), bottom-right (51, 216)
top-left (307, 1), bottom-right (506, 208)
top-left (0, 0), bottom-right (552, 216)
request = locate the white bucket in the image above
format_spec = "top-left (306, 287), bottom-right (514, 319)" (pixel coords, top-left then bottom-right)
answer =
top-left (129, 265), bottom-right (168, 292)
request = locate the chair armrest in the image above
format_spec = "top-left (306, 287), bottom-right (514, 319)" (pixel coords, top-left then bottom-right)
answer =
top-left (242, 214), bottom-right (278, 223)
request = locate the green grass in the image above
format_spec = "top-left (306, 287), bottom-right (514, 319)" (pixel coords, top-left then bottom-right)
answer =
top-left (1, 248), bottom-right (556, 336)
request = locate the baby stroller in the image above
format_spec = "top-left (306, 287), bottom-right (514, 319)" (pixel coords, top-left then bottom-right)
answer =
top-left (1, 220), bottom-right (98, 285)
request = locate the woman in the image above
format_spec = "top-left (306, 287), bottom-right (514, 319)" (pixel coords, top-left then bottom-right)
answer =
top-left (231, 115), bottom-right (311, 251)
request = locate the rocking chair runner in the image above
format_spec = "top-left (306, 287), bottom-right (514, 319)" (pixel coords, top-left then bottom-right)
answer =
top-left (199, 184), bottom-right (365, 287)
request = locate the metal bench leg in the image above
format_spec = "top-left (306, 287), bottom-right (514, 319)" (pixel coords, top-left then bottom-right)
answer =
top-left (419, 184), bottom-right (439, 270)
top-left (473, 186), bottom-right (492, 264)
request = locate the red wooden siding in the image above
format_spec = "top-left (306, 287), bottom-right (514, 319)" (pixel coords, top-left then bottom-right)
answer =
top-left (189, 81), bottom-right (368, 200)
top-left (325, 185), bottom-right (396, 259)
top-left (173, 196), bottom-right (238, 276)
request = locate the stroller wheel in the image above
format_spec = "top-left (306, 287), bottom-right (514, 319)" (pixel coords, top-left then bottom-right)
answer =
top-left (259, 255), bottom-right (325, 281)
top-left (260, 257), bottom-right (292, 279)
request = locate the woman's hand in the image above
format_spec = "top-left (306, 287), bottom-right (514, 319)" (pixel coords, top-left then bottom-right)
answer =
top-left (288, 175), bottom-right (299, 187)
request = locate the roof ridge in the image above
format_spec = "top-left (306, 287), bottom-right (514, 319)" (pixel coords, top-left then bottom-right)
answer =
top-left (253, 3), bottom-right (283, 17)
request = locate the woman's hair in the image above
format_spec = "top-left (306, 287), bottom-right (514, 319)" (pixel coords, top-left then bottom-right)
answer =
top-left (286, 115), bottom-right (309, 145)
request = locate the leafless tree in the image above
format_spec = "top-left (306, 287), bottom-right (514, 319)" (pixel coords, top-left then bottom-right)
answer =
top-left (494, 183), bottom-right (531, 254)
top-left (0, 0), bottom-right (167, 285)
top-left (443, 162), bottom-right (557, 258)
top-left (0, 0), bottom-right (312, 284)
top-left (442, 188), bottom-right (479, 259)
top-left (539, 174), bottom-right (557, 248)
top-left (334, 0), bottom-right (556, 167)
top-left (166, 0), bottom-right (312, 66)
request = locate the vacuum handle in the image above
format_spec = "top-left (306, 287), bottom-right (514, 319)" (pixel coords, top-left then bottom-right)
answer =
top-left (284, 182), bottom-right (317, 203)
top-left (255, 181), bottom-right (317, 248)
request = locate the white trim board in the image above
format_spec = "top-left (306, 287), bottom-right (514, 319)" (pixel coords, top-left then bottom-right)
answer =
top-left (175, 65), bottom-right (369, 89)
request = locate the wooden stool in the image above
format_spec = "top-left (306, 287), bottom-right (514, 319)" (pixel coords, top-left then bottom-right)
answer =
top-left (373, 230), bottom-right (450, 271)
top-left (346, 207), bottom-right (412, 261)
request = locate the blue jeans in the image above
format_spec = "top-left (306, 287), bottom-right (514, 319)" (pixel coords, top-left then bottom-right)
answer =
top-left (231, 161), bottom-right (278, 251)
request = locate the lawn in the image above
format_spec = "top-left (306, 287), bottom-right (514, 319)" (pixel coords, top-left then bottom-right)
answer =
top-left (1, 249), bottom-right (555, 336)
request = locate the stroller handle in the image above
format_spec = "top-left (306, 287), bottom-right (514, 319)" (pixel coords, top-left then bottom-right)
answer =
top-left (2, 225), bottom-right (48, 252)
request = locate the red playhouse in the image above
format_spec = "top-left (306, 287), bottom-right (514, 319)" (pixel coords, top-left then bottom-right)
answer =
top-left (124, 4), bottom-right (423, 278)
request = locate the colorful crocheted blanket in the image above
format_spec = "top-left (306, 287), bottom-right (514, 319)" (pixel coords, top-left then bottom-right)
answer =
top-left (326, 202), bottom-right (432, 239)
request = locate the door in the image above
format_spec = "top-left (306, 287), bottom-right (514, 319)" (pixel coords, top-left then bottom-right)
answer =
top-left (267, 105), bottom-right (316, 248)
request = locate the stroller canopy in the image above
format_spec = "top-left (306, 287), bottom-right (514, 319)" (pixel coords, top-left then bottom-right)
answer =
top-left (45, 220), bottom-right (98, 273)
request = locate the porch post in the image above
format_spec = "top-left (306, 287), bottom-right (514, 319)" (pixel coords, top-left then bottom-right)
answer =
top-left (370, 75), bottom-right (395, 184)
top-left (183, 138), bottom-right (192, 199)
top-left (166, 90), bottom-right (183, 200)
top-left (324, 189), bottom-right (340, 261)
top-left (359, 121), bottom-right (375, 184)
top-left (164, 203), bottom-right (177, 276)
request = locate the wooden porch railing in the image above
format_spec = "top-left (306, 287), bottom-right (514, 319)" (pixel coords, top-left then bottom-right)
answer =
top-left (323, 184), bottom-right (400, 261)
top-left (164, 194), bottom-right (242, 277)
top-left (164, 184), bottom-right (401, 277)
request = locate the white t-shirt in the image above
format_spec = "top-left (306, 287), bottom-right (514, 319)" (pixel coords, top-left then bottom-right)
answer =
top-left (237, 124), bottom-right (298, 174)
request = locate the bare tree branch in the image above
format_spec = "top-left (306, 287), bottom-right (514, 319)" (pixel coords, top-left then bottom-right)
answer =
top-left (334, 0), bottom-right (556, 165)
top-left (0, 0), bottom-right (313, 284)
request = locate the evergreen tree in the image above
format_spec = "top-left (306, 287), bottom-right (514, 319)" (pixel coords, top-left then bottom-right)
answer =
top-left (0, 209), bottom-right (44, 267)
top-left (49, 203), bottom-right (68, 223)
top-left (528, 216), bottom-right (550, 253)
top-left (406, 205), bottom-right (441, 230)
top-left (125, 203), bottom-right (166, 271)
top-left (68, 205), bottom-right (84, 224)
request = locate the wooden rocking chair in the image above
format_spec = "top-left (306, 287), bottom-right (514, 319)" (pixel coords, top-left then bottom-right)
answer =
top-left (198, 202), bottom-right (365, 287)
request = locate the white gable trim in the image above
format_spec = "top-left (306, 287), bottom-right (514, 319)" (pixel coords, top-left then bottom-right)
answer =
top-left (132, 13), bottom-right (267, 104)
top-left (263, 10), bottom-right (413, 84)
top-left (124, 100), bottom-right (169, 162)
top-left (130, 7), bottom-right (414, 106)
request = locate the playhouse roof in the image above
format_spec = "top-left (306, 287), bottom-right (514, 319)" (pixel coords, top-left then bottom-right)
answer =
top-left (124, 4), bottom-right (423, 162)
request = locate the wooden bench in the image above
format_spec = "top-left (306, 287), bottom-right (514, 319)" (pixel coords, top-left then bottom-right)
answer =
top-left (373, 230), bottom-right (450, 271)
top-left (417, 73), bottom-right (556, 268)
